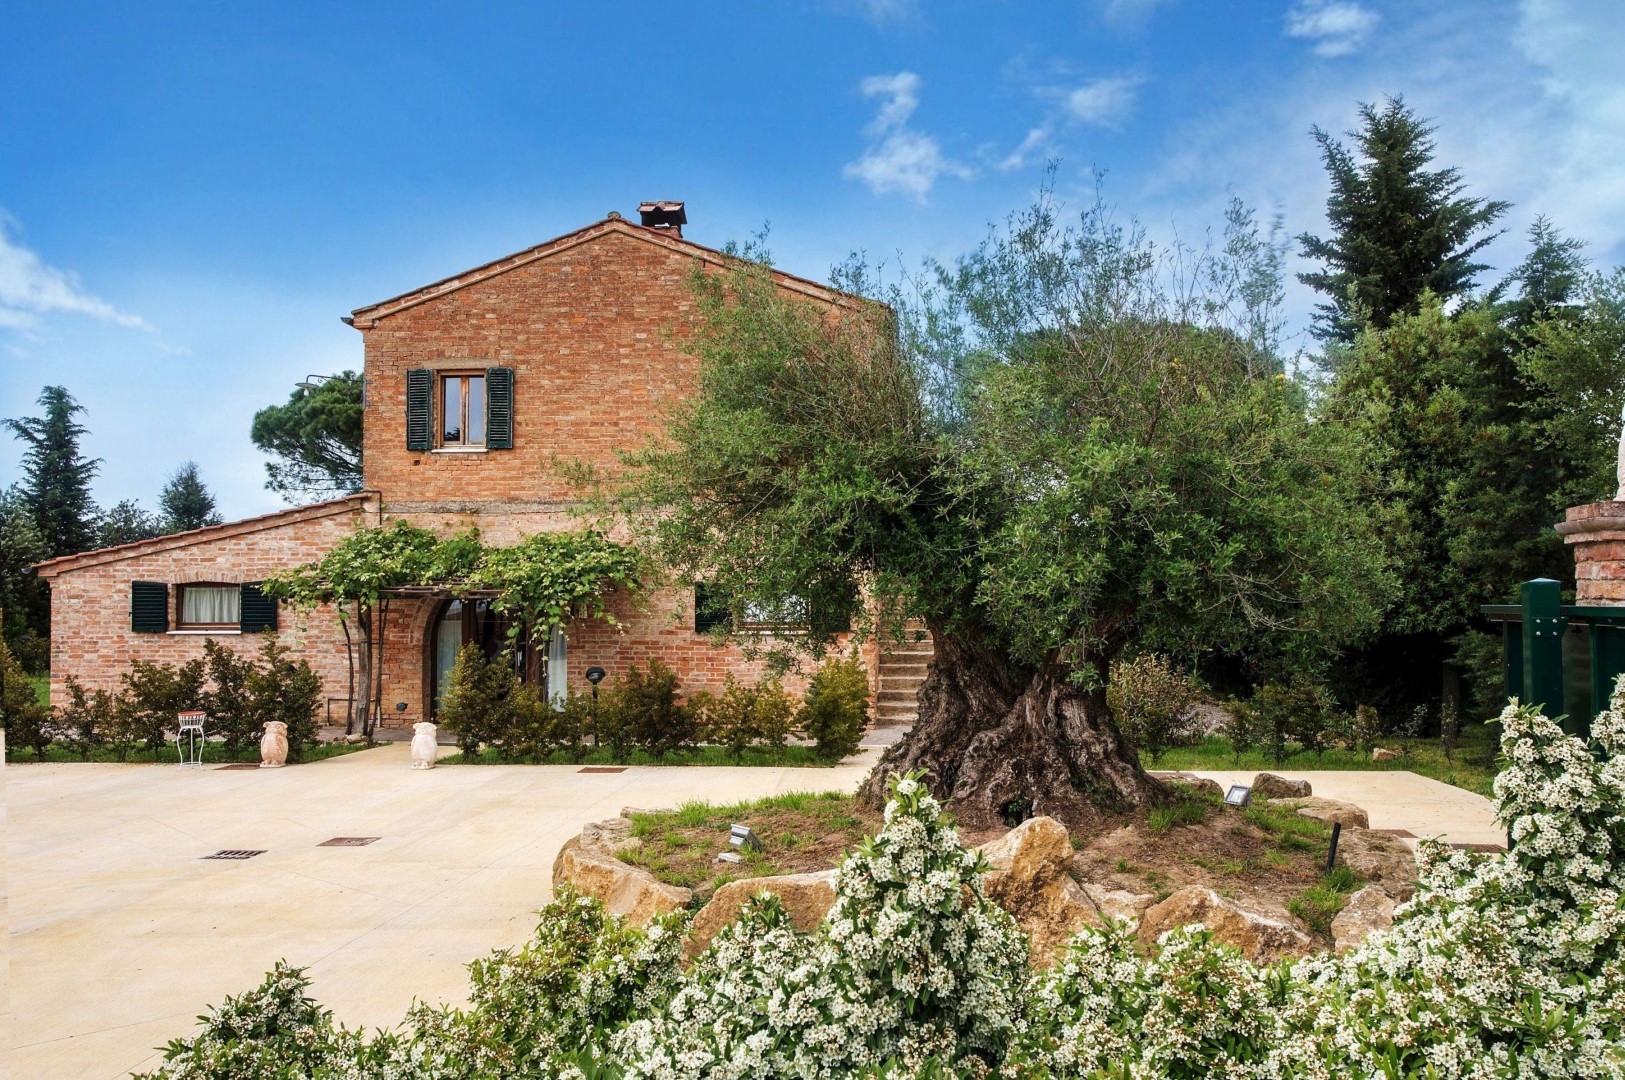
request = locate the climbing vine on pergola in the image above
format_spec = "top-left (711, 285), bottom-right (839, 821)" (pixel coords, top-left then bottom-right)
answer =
top-left (262, 522), bottom-right (640, 737)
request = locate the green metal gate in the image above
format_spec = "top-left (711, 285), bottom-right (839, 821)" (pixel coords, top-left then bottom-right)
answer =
top-left (1482, 578), bottom-right (1625, 738)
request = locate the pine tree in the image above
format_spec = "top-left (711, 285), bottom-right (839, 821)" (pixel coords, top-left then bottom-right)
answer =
top-left (1499, 216), bottom-right (1588, 329)
top-left (159, 461), bottom-right (223, 533)
top-left (98, 499), bottom-right (164, 546)
top-left (1299, 97), bottom-right (1510, 344)
top-left (4, 385), bottom-right (101, 557)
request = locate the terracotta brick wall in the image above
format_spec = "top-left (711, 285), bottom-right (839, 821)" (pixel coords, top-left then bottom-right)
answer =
top-left (39, 501), bottom-right (366, 717)
top-left (359, 226), bottom-right (706, 506)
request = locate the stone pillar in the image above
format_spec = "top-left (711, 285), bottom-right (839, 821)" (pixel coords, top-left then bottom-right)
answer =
top-left (1557, 502), bottom-right (1625, 604)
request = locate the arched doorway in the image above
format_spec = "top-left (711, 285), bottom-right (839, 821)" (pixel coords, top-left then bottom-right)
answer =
top-left (427, 599), bottom-right (568, 715)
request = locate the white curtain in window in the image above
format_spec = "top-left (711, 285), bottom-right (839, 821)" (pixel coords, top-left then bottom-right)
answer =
top-left (182, 586), bottom-right (240, 626)
top-left (546, 623), bottom-right (568, 709)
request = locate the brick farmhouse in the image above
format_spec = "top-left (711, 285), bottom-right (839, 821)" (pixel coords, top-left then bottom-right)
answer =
top-left (36, 203), bottom-right (928, 732)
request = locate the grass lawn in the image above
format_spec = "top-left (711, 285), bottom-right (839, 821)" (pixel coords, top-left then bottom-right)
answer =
top-left (7, 739), bottom-right (375, 766)
top-left (1143, 720), bottom-right (1502, 797)
top-left (619, 790), bottom-right (880, 898)
top-left (30, 673), bottom-right (49, 708)
top-left (442, 743), bottom-right (842, 768)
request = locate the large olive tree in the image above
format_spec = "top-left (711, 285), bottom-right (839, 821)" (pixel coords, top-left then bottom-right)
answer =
top-left (615, 196), bottom-right (1391, 828)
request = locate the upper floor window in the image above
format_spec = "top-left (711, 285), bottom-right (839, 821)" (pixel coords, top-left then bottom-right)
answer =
top-left (440, 373), bottom-right (486, 447)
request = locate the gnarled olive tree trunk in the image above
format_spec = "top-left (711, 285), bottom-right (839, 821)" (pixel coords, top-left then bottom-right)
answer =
top-left (860, 622), bottom-right (1167, 830)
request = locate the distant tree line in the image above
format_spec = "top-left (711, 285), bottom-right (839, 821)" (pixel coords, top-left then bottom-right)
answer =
top-left (2, 386), bottom-right (226, 670)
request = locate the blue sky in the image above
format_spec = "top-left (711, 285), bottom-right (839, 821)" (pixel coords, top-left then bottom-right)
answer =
top-left (3, 0), bottom-right (1622, 522)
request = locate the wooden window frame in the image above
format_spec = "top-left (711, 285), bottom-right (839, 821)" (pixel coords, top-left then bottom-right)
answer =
top-left (175, 582), bottom-right (242, 631)
top-left (437, 371), bottom-right (487, 448)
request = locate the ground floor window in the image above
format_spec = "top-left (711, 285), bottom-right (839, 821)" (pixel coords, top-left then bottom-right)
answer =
top-left (177, 584), bottom-right (241, 630)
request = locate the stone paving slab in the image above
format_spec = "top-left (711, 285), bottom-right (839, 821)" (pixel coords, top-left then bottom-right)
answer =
top-left (7, 742), bottom-right (880, 1079)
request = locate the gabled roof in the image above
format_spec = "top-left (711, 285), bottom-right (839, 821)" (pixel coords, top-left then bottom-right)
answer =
top-left (33, 494), bottom-right (372, 579)
top-left (348, 215), bottom-right (858, 327)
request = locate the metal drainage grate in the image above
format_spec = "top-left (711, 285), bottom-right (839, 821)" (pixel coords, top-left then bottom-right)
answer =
top-left (203, 849), bottom-right (266, 860)
top-left (318, 836), bottom-right (380, 847)
top-left (1449, 841), bottom-right (1506, 852)
top-left (579, 766), bottom-right (627, 774)
top-left (216, 763), bottom-right (261, 771)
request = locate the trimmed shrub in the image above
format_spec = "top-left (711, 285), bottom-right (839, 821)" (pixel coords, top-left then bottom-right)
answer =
top-left (1237, 676), bottom-right (1338, 764)
top-left (2, 637), bottom-right (52, 759)
top-left (605, 660), bottom-right (701, 761)
top-left (245, 637), bottom-right (323, 761)
top-left (1106, 654), bottom-right (1203, 763)
top-left (438, 643), bottom-right (519, 758)
top-left (797, 655), bottom-right (869, 760)
top-left (701, 673), bottom-right (796, 761)
top-left (57, 676), bottom-right (114, 760)
top-left (202, 639), bottom-right (259, 750)
top-left (113, 657), bottom-right (206, 757)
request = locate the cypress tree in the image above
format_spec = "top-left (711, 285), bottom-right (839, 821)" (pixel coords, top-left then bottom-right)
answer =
top-left (4, 385), bottom-right (101, 557)
top-left (1299, 97), bottom-right (1510, 344)
top-left (159, 461), bottom-right (223, 533)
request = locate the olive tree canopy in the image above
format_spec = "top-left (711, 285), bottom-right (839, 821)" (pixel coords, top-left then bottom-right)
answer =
top-left (615, 194), bottom-right (1391, 827)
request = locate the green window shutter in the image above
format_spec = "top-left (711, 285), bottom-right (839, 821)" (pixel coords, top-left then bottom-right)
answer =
top-left (406, 369), bottom-right (433, 451)
top-left (694, 583), bottom-right (731, 633)
top-left (486, 367), bottom-right (514, 449)
top-left (239, 582), bottom-right (278, 634)
top-left (131, 581), bottom-right (169, 633)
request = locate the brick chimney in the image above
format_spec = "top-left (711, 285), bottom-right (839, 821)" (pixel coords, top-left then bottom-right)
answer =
top-left (638, 200), bottom-right (686, 238)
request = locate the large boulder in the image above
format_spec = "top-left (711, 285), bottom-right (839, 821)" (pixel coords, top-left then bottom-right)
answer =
top-left (1336, 829), bottom-right (1417, 901)
top-left (1331, 885), bottom-right (1396, 951)
top-left (1251, 773), bottom-right (1312, 800)
top-left (1163, 775), bottom-right (1224, 801)
top-left (685, 870), bottom-right (838, 959)
top-left (551, 818), bottom-right (692, 925)
top-left (1079, 881), bottom-right (1157, 926)
top-left (980, 816), bottom-right (1101, 964)
top-left (1281, 796), bottom-right (1370, 830)
top-left (1138, 885), bottom-right (1312, 963)
top-left (980, 816), bottom-right (1074, 887)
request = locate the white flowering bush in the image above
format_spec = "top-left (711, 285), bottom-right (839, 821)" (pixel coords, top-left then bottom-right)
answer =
top-left (612, 773), bottom-right (1030, 1078)
top-left (143, 696), bottom-right (1625, 1078)
top-left (129, 962), bottom-right (377, 1079)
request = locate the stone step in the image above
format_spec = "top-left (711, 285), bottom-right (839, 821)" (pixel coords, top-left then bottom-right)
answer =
top-left (877, 656), bottom-right (929, 675)
top-left (878, 678), bottom-right (926, 693)
top-left (876, 688), bottom-right (920, 703)
top-left (876, 702), bottom-right (919, 720)
top-left (881, 650), bottom-right (935, 662)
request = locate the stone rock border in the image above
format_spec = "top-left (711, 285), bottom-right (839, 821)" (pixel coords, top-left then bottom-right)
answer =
top-left (552, 790), bottom-right (1416, 963)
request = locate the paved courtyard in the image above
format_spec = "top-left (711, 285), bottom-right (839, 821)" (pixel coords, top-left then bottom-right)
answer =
top-left (6, 743), bottom-right (880, 1079)
top-left (7, 745), bottom-right (1500, 1079)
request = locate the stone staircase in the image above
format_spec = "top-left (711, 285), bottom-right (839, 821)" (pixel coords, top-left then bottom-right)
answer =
top-left (873, 621), bottom-right (934, 728)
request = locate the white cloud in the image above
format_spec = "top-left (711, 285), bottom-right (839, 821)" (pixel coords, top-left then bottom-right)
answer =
top-left (1065, 75), bottom-right (1145, 126)
top-left (1285, 0), bottom-right (1380, 57)
top-left (0, 215), bottom-right (151, 334)
top-left (999, 125), bottom-right (1055, 171)
top-left (995, 72), bottom-right (1144, 171)
top-left (1098, 0), bottom-right (1171, 29)
top-left (845, 72), bottom-right (973, 199)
